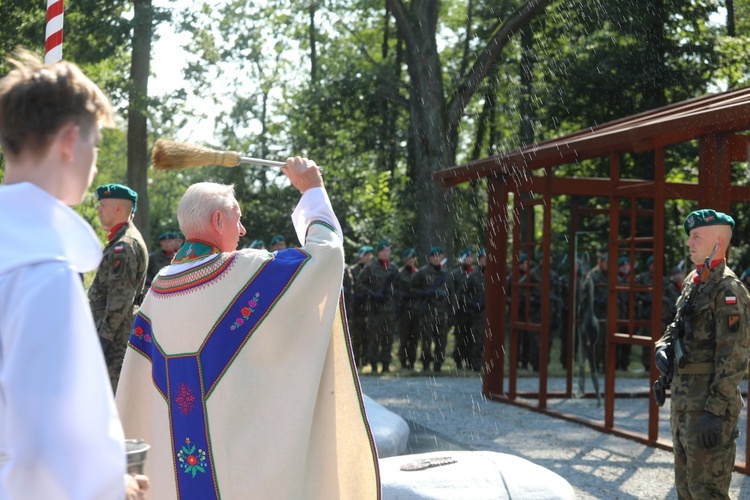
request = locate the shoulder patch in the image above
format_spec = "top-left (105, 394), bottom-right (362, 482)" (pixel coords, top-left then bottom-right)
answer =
top-left (726, 295), bottom-right (737, 305)
top-left (114, 245), bottom-right (125, 253)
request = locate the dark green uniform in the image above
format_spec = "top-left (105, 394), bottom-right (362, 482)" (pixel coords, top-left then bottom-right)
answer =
top-left (465, 264), bottom-right (486, 371)
top-left (146, 249), bottom-right (172, 288)
top-left (88, 221), bottom-right (148, 391)
top-left (356, 258), bottom-right (398, 372)
top-left (656, 261), bottom-right (750, 498)
top-left (348, 262), bottom-right (368, 368)
top-left (450, 263), bottom-right (475, 369)
top-left (394, 263), bottom-right (419, 369)
top-left (411, 263), bottom-right (454, 371)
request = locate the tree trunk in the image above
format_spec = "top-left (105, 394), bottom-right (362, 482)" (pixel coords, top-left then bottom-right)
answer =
top-left (127, 0), bottom-right (153, 241)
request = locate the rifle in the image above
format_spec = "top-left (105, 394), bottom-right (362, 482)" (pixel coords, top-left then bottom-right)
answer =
top-left (654, 242), bottom-right (718, 406)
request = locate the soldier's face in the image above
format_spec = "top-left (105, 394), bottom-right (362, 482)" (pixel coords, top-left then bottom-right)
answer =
top-left (97, 198), bottom-right (119, 231)
top-left (687, 227), bottom-right (718, 266)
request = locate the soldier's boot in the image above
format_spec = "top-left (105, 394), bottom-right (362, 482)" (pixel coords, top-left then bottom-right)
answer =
top-left (380, 363), bottom-right (390, 374)
top-left (433, 363), bottom-right (442, 373)
top-left (422, 362), bottom-right (431, 372)
top-left (370, 363), bottom-right (378, 374)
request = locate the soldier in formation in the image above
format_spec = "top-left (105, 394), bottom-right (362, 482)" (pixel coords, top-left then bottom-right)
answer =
top-left (347, 245), bottom-right (373, 367)
top-left (394, 248), bottom-right (420, 369)
top-left (356, 240), bottom-right (398, 373)
top-left (450, 247), bottom-right (476, 369)
top-left (411, 246), bottom-right (454, 372)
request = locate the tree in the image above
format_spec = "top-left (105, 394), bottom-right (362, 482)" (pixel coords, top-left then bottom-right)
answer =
top-left (386, 0), bottom-right (555, 254)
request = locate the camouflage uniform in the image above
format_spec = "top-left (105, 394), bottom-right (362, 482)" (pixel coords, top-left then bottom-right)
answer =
top-left (518, 264), bottom-right (542, 371)
top-left (465, 264), bottom-right (486, 371)
top-left (348, 261), bottom-right (368, 368)
top-left (585, 263), bottom-right (608, 371)
top-left (411, 263), bottom-right (454, 371)
top-left (146, 249), bottom-right (172, 288)
top-left (656, 261), bottom-right (750, 498)
top-left (394, 263), bottom-right (419, 369)
top-left (88, 221), bottom-right (148, 391)
top-left (450, 263), bottom-right (475, 369)
top-left (356, 258), bottom-right (398, 372)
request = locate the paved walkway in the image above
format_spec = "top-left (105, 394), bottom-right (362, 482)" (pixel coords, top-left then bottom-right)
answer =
top-left (361, 375), bottom-right (750, 499)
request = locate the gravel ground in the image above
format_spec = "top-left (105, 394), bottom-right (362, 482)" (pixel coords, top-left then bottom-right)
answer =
top-left (360, 374), bottom-right (750, 499)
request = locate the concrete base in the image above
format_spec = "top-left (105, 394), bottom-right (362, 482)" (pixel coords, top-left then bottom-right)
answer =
top-left (363, 394), bottom-right (409, 458)
top-left (380, 450), bottom-right (576, 500)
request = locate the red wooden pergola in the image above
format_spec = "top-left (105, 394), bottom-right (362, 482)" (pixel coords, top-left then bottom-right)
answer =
top-left (434, 86), bottom-right (750, 473)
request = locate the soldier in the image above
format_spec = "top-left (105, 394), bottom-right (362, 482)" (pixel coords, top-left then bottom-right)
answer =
top-left (412, 246), bottom-right (454, 372)
top-left (616, 256), bottom-right (632, 371)
top-left (269, 234), bottom-right (287, 251)
top-left (357, 240), bottom-right (398, 373)
top-left (585, 251), bottom-right (609, 372)
top-left (467, 248), bottom-right (487, 372)
top-left (248, 239), bottom-right (265, 250)
top-left (740, 267), bottom-right (750, 291)
top-left (450, 247), bottom-right (476, 369)
top-left (518, 252), bottom-right (542, 371)
top-left (146, 231), bottom-right (174, 288)
top-left (348, 245), bottom-right (373, 368)
top-left (394, 248), bottom-right (420, 369)
top-left (655, 209), bottom-right (750, 498)
top-left (88, 183), bottom-right (148, 391)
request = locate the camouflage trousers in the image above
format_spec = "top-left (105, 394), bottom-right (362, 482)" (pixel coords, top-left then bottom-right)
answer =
top-left (671, 409), bottom-right (738, 499)
top-left (365, 310), bottom-right (396, 367)
top-left (104, 318), bottom-right (133, 393)
top-left (452, 311), bottom-right (475, 369)
top-left (397, 308), bottom-right (420, 369)
top-left (417, 308), bottom-right (450, 369)
top-left (348, 308), bottom-right (368, 367)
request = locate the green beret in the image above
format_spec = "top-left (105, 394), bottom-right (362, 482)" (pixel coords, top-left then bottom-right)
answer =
top-left (519, 252), bottom-right (527, 263)
top-left (157, 232), bottom-right (171, 241)
top-left (270, 234), bottom-right (285, 245)
top-left (376, 240), bottom-right (390, 252)
top-left (402, 248), bottom-right (417, 259)
top-left (477, 248), bottom-right (487, 257)
top-left (428, 246), bottom-right (444, 256)
top-left (95, 183), bottom-right (138, 213)
top-left (250, 239), bottom-right (265, 249)
top-left (357, 245), bottom-right (374, 257)
top-left (618, 257), bottom-right (629, 267)
top-left (683, 209), bottom-right (735, 235)
top-left (459, 247), bottom-right (475, 259)
top-left (647, 255), bottom-right (654, 266)
top-left (172, 231), bottom-right (184, 241)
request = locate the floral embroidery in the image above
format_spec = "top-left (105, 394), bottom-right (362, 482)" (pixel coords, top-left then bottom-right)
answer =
top-left (131, 326), bottom-right (152, 343)
top-left (174, 383), bottom-right (197, 415)
top-left (230, 292), bottom-right (261, 330)
top-left (177, 438), bottom-right (207, 478)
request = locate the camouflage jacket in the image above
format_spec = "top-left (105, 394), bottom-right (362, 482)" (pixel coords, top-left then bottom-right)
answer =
top-left (355, 259), bottom-right (398, 312)
top-left (411, 263), bottom-right (454, 313)
top-left (464, 266), bottom-right (486, 313)
top-left (656, 261), bottom-right (750, 416)
top-left (146, 249), bottom-right (172, 288)
top-left (88, 222), bottom-right (148, 343)
top-left (450, 264), bottom-right (474, 314)
top-left (393, 264), bottom-right (418, 312)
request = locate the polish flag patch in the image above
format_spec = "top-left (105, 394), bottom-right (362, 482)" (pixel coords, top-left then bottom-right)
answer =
top-left (114, 245), bottom-right (125, 253)
top-left (726, 296), bottom-right (737, 305)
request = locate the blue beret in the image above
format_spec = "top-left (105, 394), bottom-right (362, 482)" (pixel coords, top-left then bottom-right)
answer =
top-left (683, 209), bottom-right (734, 235)
top-left (402, 248), bottom-right (417, 258)
top-left (428, 246), bottom-right (444, 256)
top-left (376, 240), bottom-right (390, 252)
top-left (96, 183), bottom-right (138, 213)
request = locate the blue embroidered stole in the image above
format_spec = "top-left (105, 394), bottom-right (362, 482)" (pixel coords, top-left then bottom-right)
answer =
top-left (128, 249), bottom-right (308, 499)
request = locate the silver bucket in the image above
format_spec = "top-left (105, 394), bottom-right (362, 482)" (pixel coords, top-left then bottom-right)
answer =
top-left (125, 439), bottom-right (150, 475)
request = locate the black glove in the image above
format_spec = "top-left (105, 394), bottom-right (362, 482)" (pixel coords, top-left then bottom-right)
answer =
top-left (654, 345), bottom-right (672, 376)
top-left (698, 411), bottom-right (723, 449)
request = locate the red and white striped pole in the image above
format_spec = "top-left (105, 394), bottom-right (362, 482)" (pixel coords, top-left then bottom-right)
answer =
top-left (44, 0), bottom-right (64, 63)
